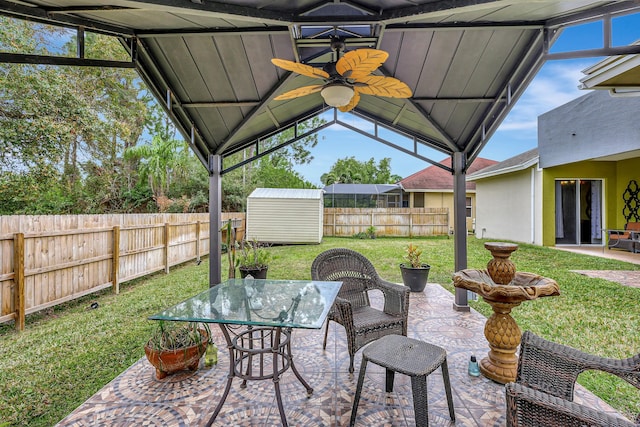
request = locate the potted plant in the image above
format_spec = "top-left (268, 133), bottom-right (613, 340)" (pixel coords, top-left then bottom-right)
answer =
top-left (236, 239), bottom-right (271, 279)
top-left (144, 321), bottom-right (210, 379)
top-left (399, 243), bottom-right (431, 292)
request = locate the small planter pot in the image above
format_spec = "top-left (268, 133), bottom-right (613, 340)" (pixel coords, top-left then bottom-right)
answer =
top-left (144, 329), bottom-right (208, 380)
top-left (239, 266), bottom-right (268, 279)
top-left (400, 263), bottom-right (431, 292)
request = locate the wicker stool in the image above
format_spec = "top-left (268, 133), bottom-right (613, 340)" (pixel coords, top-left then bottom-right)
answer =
top-left (350, 334), bottom-right (455, 427)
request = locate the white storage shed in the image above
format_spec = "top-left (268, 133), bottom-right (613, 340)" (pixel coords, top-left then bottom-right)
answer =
top-left (246, 188), bottom-right (324, 244)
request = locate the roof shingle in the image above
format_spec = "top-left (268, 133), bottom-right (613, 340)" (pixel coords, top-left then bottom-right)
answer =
top-left (400, 157), bottom-right (498, 191)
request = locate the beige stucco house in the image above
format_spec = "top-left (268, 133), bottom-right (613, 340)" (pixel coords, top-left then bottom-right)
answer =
top-left (399, 157), bottom-right (498, 233)
top-left (466, 149), bottom-right (542, 244)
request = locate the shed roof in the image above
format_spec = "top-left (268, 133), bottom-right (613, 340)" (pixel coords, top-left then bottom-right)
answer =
top-left (400, 157), bottom-right (498, 191)
top-left (322, 183), bottom-right (402, 195)
top-left (248, 188), bottom-right (323, 200)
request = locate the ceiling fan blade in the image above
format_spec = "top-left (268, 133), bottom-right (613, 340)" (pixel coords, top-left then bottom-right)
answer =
top-left (271, 58), bottom-right (329, 79)
top-left (336, 49), bottom-right (389, 80)
top-left (338, 90), bottom-right (360, 112)
top-left (355, 76), bottom-right (412, 98)
top-left (273, 85), bottom-right (324, 100)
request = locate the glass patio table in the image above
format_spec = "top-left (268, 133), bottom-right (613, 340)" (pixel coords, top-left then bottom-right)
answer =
top-left (149, 277), bottom-right (342, 427)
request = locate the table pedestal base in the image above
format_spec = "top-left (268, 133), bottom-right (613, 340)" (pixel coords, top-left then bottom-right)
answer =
top-left (206, 324), bottom-right (312, 427)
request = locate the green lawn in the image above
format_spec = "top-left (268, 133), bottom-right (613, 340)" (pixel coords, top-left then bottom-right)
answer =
top-left (1, 236), bottom-right (639, 426)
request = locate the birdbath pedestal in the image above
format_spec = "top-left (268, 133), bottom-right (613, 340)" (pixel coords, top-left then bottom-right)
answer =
top-left (453, 242), bottom-right (560, 384)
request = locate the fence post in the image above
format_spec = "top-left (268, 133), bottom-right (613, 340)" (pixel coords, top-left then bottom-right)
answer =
top-left (112, 226), bottom-right (120, 294)
top-left (164, 223), bottom-right (170, 274)
top-left (196, 221), bottom-right (201, 263)
top-left (14, 233), bottom-right (25, 331)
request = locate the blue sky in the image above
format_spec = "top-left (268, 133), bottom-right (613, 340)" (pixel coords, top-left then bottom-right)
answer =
top-left (292, 13), bottom-right (640, 186)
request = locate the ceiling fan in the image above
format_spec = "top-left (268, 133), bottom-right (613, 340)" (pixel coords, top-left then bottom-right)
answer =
top-left (271, 38), bottom-right (412, 112)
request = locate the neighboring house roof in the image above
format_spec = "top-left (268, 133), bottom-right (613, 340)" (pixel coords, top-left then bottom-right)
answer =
top-left (467, 149), bottom-right (539, 181)
top-left (400, 157), bottom-right (498, 191)
top-left (322, 184), bottom-right (402, 195)
top-left (248, 188), bottom-right (323, 199)
top-left (579, 41), bottom-right (640, 95)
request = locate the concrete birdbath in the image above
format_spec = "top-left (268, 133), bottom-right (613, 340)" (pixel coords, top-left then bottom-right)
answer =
top-left (453, 242), bottom-right (560, 384)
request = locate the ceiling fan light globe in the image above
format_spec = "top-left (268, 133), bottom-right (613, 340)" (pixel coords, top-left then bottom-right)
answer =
top-left (321, 84), bottom-right (354, 107)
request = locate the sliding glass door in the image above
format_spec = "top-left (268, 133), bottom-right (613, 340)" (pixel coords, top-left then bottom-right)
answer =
top-left (555, 179), bottom-right (603, 245)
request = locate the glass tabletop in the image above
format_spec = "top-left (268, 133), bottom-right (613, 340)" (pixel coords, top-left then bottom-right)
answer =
top-left (149, 278), bottom-right (342, 329)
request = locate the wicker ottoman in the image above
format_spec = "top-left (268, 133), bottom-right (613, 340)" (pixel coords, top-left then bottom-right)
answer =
top-left (349, 334), bottom-right (455, 427)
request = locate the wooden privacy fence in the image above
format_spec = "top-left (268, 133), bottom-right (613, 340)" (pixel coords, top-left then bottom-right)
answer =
top-left (0, 213), bottom-right (244, 330)
top-left (323, 208), bottom-right (449, 237)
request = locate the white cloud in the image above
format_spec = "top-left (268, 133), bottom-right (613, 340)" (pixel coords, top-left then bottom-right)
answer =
top-left (484, 59), bottom-right (599, 160)
top-left (324, 115), bottom-right (377, 133)
top-left (498, 60), bottom-right (592, 132)
top-left (498, 119), bottom-right (538, 132)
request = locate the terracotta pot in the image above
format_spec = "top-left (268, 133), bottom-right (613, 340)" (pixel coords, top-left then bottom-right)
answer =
top-left (144, 329), bottom-right (208, 379)
top-left (400, 263), bottom-right (431, 292)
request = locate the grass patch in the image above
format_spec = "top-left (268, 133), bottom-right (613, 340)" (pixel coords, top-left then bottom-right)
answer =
top-left (1, 237), bottom-right (638, 425)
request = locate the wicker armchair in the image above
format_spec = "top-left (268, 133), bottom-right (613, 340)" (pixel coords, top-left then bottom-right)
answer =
top-left (311, 248), bottom-right (410, 373)
top-left (506, 330), bottom-right (640, 427)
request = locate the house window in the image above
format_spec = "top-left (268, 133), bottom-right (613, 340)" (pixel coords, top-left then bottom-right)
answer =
top-left (413, 193), bottom-right (425, 208)
top-left (466, 197), bottom-right (472, 217)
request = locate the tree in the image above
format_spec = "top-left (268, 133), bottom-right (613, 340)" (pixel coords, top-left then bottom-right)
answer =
top-left (253, 157), bottom-right (315, 189)
top-left (1, 19), bottom-right (87, 173)
top-left (320, 156), bottom-right (401, 185)
top-left (0, 16), bottom-right (321, 215)
top-left (220, 116), bottom-right (324, 210)
top-left (0, 17), bottom-right (150, 213)
top-left (62, 31), bottom-right (151, 193)
top-left (124, 136), bottom-right (191, 201)
top-left (0, 165), bottom-right (73, 214)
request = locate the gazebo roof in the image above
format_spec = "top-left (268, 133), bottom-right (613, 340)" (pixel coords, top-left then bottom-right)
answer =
top-left (4, 0), bottom-right (640, 305)
top-left (3, 1), bottom-right (639, 173)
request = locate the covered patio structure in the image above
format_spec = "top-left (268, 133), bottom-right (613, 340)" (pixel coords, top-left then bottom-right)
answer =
top-left (4, 0), bottom-right (640, 311)
top-left (3, 3), bottom-right (640, 426)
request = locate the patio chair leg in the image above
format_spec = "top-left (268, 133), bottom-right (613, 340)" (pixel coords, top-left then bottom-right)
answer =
top-left (323, 320), bottom-right (330, 350)
top-left (411, 375), bottom-right (429, 427)
top-left (350, 358), bottom-right (368, 427)
top-left (385, 368), bottom-right (395, 392)
top-left (441, 358), bottom-right (456, 422)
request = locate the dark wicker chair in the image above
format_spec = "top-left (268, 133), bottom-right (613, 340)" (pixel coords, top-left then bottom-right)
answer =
top-left (311, 248), bottom-right (410, 373)
top-left (506, 330), bottom-right (640, 427)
